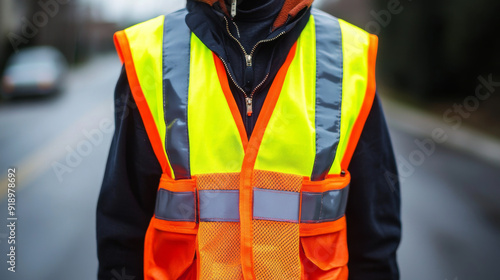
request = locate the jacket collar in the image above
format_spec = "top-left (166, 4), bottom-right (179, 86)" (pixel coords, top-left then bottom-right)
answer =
top-left (192, 0), bottom-right (313, 31)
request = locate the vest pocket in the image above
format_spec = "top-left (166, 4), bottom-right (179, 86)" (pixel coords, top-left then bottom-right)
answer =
top-left (144, 175), bottom-right (198, 280)
top-left (299, 174), bottom-right (350, 278)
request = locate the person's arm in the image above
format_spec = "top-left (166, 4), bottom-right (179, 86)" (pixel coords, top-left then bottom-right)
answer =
top-left (346, 92), bottom-right (402, 279)
top-left (96, 67), bottom-right (162, 280)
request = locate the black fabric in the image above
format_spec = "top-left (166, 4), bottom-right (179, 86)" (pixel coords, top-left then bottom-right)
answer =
top-left (346, 94), bottom-right (401, 280)
top-left (96, 67), bottom-right (162, 280)
top-left (97, 3), bottom-right (401, 280)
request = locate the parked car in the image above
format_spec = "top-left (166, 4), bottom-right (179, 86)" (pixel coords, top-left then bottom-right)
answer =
top-left (1, 46), bottom-right (68, 99)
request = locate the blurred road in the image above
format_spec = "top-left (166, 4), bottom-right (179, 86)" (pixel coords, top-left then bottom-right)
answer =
top-left (0, 54), bottom-right (499, 280)
top-left (0, 54), bottom-right (119, 280)
top-left (386, 105), bottom-right (500, 280)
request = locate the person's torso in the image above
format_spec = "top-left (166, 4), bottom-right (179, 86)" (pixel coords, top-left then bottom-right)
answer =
top-left (114, 7), bottom-right (377, 279)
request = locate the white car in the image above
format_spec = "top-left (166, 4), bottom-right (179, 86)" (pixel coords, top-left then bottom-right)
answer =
top-left (1, 46), bottom-right (67, 99)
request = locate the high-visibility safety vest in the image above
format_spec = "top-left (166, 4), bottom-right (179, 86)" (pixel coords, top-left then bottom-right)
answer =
top-left (114, 7), bottom-right (377, 280)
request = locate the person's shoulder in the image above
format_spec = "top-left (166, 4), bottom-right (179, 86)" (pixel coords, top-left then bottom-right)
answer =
top-left (122, 8), bottom-right (188, 32)
top-left (311, 8), bottom-right (337, 21)
top-left (311, 8), bottom-right (372, 37)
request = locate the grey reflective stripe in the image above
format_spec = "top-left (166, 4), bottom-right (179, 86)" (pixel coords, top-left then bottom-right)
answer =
top-left (301, 185), bottom-right (349, 223)
top-left (163, 9), bottom-right (192, 179)
top-left (310, 9), bottom-right (343, 181)
top-left (155, 188), bottom-right (196, 222)
top-left (199, 190), bottom-right (240, 222)
top-left (194, 186), bottom-right (348, 223)
top-left (253, 188), bottom-right (300, 223)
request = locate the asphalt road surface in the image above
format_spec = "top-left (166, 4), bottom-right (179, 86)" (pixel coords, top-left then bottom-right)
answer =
top-left (0, 54), bottom-right (499, 280)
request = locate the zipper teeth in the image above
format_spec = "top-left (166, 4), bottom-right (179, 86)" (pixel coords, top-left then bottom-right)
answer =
top-left (226, 15), bottom-right (287, 59)
top-left (223, 16), bottom-right (288, 99)
top-left (250, 31), bottom-right (286, 57)
top-left (225, 17), bottom-right (248, 56)
top-left (251, 73), bottom-right (269, 96)
top-left (219, 57), bottom-right (247, 96)
top-left (232, 21), bottom-right (241, 38)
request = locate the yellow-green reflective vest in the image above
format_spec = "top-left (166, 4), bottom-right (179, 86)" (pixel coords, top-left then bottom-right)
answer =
top-left (114, 8), bottom-right (378, 280)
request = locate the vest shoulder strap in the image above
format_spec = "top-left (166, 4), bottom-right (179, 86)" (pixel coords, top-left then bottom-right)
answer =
top-left (114, 15), bottom-right (165, 64)
top-left (114, 15), bottom-right (171, 174)
top-left (312, 9), bottom-right (378, 173)
top-left (340, 20), bottom-right (378, 171)
top-left (114, 9), bottom-right (191, 179)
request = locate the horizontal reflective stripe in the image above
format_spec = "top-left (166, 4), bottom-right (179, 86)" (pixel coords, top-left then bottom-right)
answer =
top-left (156, 186), bottom-right (348, 223)
top-left (301, 185), bottom-right (349, 223)
top-left (253, 188), bottom-right (300, 223)
top-left (155, 189), bottom-right (196, 222)
top-left (199, 190), bottom-right (240, 222)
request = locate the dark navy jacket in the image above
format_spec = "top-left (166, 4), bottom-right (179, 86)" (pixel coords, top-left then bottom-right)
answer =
top-left (96, 1), bottom-right (401, 279)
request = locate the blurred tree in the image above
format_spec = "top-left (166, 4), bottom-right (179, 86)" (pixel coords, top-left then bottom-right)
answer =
top-left (0, 0), bottom-right (23, 71)
top-left (376, 0), bottom-right (500, 99)
top-left (319, 0), bottom-right (500, 100)
top-left (2, 0), bottom-right (90, 65)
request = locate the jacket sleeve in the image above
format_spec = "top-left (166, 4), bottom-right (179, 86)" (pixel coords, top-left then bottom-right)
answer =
top-left (346, 92), bottom-right (402, 280)
top-left (96, 66), bottom-right (162, 280)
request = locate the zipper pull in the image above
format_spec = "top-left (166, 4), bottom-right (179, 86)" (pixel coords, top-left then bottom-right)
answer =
top-left (245, 54), bottom-right (252, 67)
top-left (231, 0), bottom-right (237, 18)
top-left (246, 97), bottom-right (253, 116)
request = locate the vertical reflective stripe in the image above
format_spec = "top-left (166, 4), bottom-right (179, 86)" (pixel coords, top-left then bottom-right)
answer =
top-left (188, 36), bottom-right (245, 175)
top-left (253, 188), bottom-right (300, 223)
top-left (199, 190), bottom-right (240, 222)
top-left (155, 189), bottom-right (196, 222)
top-left (329, 19), bottom-right (371, 175)
top-left (254, 17), bottom-right (316, 176)
top-left (123, 16), bottom-right (170, 173)
top-left (163, 9), bottom-right (191, 179)
top-left (310, 10), bottom-right (343, 181)
top-left (300, 186), bottom-right (349, 223)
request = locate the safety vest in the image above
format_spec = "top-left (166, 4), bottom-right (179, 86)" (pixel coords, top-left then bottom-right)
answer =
top-left (114, 8), bottom-right (377, 280)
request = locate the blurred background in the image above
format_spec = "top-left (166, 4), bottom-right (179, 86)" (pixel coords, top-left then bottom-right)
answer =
top-left (0, 0), bottom-right (499, 279)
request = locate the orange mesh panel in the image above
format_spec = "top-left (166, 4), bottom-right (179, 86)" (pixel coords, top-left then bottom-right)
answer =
top-left (253, 220), bottom-right (301, 279)
top-left (253, 169), bottom-right (303, 192)
top-left (197, 173), bottom-right (242, 279)
top-left (196, 173), bottom-right (240, 190)
top-left (198, 222), bottom-right (243, 279)
top-left (253, 170), bottom-right (302, 279)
